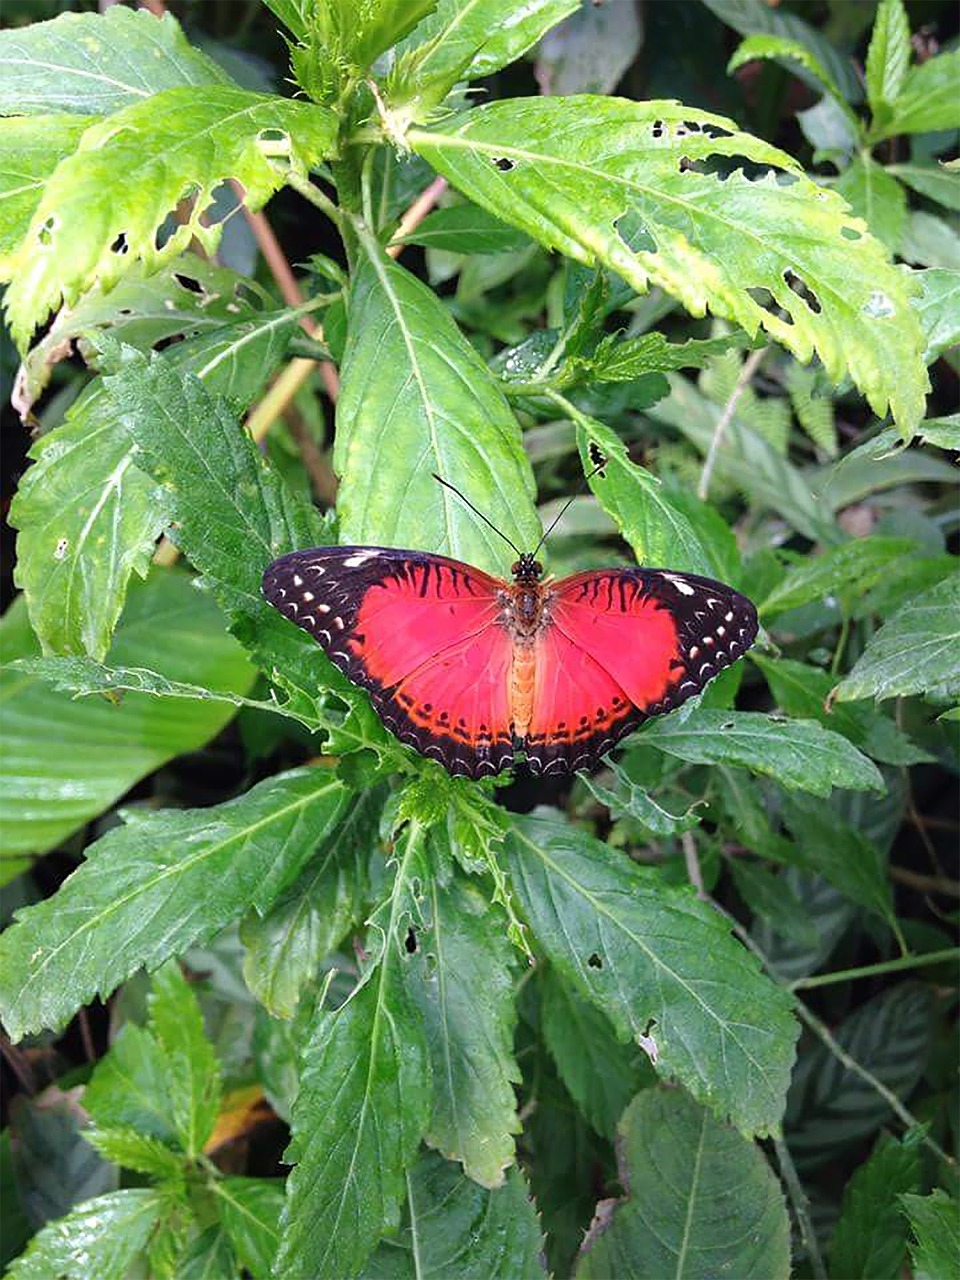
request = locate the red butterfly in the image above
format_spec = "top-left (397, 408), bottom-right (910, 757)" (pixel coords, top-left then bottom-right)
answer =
top-left (262, 528), bottom-right (758, 779)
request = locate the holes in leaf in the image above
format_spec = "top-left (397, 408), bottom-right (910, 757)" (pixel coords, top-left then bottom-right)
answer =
top-left (720, 721), bottom-right (735, 731)
top-left (587, 952), bottom-right (603, 970)
top-left (747, 286), bottom-right (793, 326)
top-left (863, 291), bottom-right (895, 319)
top-left (678, 155), bottom-right (696, 174)
top-left (110, 232), bottom-right (129, 255)
top-left (612, 210), bottom-right (656, 254)
top-left (258, 127), bottom-right (287, 145)
top-left (492, 156), bottom-right (515, 172)
top-left (651, 119), bottom-right (665, 139)
top-left (784, 270), bottom-right (821, 315)
top-left (588, 440), bottom-right (607, 472)
top-left (841, 225), bottom-right (862, 241)
top-left (701, 122), bottom-right (733, 140)
top-left (54, 537), bottom-right (69, 561)
top-left (173, 272), bottom-right (204, 295)
top-left (404, 926), bottom-right (418, 955)
top-left (37, 215), bottom-right (57, 247)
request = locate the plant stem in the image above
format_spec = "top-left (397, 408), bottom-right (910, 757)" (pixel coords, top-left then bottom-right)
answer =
top-left (697, 346), bottom-right (767, 501)
top-left (791, 947), bottom-right (959, 991)
top-left (774, 1136), bottom-right (827, 1280)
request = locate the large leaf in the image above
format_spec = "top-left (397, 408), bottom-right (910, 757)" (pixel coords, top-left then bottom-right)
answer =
top-left (277, 827), bottom-right (432, 1279)
top-left (758, 537), bottom-right (916, 618)
top-left (0, 116), bottom-right (91, 277)
top-left (5, 86), bottom-right (336, 347)
top-left (0, 7), bottom-right (230, 117)
top-left (576, 1088), bottom-right (790, 1280)
top-left (361, 1151), bottom-right (545, 1279)
top-left (829, 1130), bottom-right (921, 1280)
top-left (411, 98), bottom-right (927, 433)
top-left (835, 575), bottom-right (960, 702)
top-left (5, 1189), bottom-right (164, 1280)
top-left (335, 238), bottom-right (539, 575)
top-left (405, 867), bottom-right (520, 1187)
top-left (640, 709), bottom-right (885, 796)
top-left (0, 570), bottom-right (254, 862)
top-left (214, 1178), bottom-right (284, 1280)
top-left (505, 815), bottom-right (798, 1135)
top-left (0, 767), bottom-right (347, 1041)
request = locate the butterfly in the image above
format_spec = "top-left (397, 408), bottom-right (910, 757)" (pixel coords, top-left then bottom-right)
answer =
top-left (261, 536), bottom-right (758, 779)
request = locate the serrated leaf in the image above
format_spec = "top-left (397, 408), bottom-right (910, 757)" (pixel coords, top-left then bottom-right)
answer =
top-left (178, 1226), bottom-right (236, 1280)
top-left (576, 1088), bottom-right (790, 1280)
top-left (394, 203), bottom-right (531, 254)
top-left (411, 98), bottom-right (927, 433)
top-left (0, 116), bottom-right (92, 278)
top-left (84, 1128), bottom-right (185, 1183)
top-left (836, 575), bottom-right (960, 702)
top-left (5, 86), bottom-right (335, 348)
top-left (334, 236), bottom-right (539, 575)
top-left (361, 1150), bottom-right (546, 1279)
top-left (505, 814), bottom-right (798, 1135)
top-left (0, 7), bottom-right (231, 117)
top-left (0, 767), bottom-right (347, 1040)
top-left (640, 709), bottom-right (884, 796)
top-left (276, 826), bottom-right (432, 1279)
top-left (865, 0), bottom-right (911, 115)
top-left (900, 1189), bottom-right (960, 1280)
top-left (758, 537), bottom-right (917, 617)
top-left (148, 963), bottom-right (222, 1158)
top-left (872, 50), bottom-right (960, 141)
top-left (540, 967), bottom-right (654, 1140)
top-left (580, 759), bottom-right (702, 837)
top-left (887, 163), bottom-right (960, 213)
top-left (582, 329), bottom-right (756, 383)
top-left (9, 1087), bottom-right (116, 1228)
top-left (241, 788), bottom-right (384, 1018)
top-left (834, 156), bottom-right (907, 254)
top-left (785, 983), bottom-right (936, 1164)
top-left (5, 1189), bottom-right (164, 1280)
top-left (728, 34), bottom-right (851, 115)
top-left (84, 1023), bottom-right (179, 1146)
top-left (214, 1178), bottom-right (283, 1280)
top-left (405, 868), bottom-right (520, 1187)
top-left (0, 571), bottom-right (254, 858)
top-left (829, 1129), bottom-right (921, 1279)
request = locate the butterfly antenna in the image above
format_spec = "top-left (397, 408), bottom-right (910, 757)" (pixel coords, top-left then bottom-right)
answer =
top-left (432, 473), bottom-right (522, 557)
top-left (531, 455), bottom-right (608, 559)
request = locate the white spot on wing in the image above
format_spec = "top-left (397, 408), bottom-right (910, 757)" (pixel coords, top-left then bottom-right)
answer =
top-left (663, 573), bottom-right (695, 596)
top-left (343, 551), bottom-right (378, 568)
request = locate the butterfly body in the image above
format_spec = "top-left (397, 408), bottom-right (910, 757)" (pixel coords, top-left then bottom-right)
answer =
top-left (262, 545), bottom-right (758, 778)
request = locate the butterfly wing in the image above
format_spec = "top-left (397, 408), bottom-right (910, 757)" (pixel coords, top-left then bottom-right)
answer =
top-left (262, 547), bottom-right (515, 776)
top-left (523, 567), bottom-right (758, 775)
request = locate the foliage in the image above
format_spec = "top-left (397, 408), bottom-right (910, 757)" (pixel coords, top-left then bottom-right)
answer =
top-left (0, 0), bottom-right (957, 1276)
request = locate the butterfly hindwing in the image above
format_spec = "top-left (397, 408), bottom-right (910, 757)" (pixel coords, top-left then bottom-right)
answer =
top-left (262, 547), bottom-right (514, 776)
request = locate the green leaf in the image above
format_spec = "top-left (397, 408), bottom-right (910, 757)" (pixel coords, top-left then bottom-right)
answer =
top-left (277, 826), bottom-right (432, 1279)
top-left (758, 537), bottom-right (917, 618)
top-left (754, 870), bottom-right (857, 984)
top-left (918, 414), bottom-right (960, 451)
top-left (9, 1087), bottom-right (116, 1227)
top-left (640, 709), bottom-right (885, 796)
top-left (540, 967), bottom-right (654, 1140)
top-left (0, 116), bottom-right (92, 277)
top-left (830, 1130), bottom-right (921, 1280)
top-left (580, 759), bottom-right (702, 837)
top-left (900, 1189), bottom-right (960, 1280)
top-left (361, 1151), bottom-right (546, 1279)
top-left (0, 767), bottom-right (347, 1040)
top-left (411, 97), bottom-right (927, 433)
top-left (241, 789), bottom-right (384, 1018)
top-left (728, 860), bottom-right (819, 948)
top-left (581, 329), bottom-right (756, 383)
top-left (753, 656), bottom-right (932, 767)
top-left (900, 209), bottom-right (960, 270)
top-left (0, 7), bottom-right (230, 117)
top-left (834, 156), bottom-right (907, 254)
top-left (534, 0), bottom-right (643, 97)
top-left (405, 868), bottom-right (520, 1187)
top-left (394, 203), bottom-right (531, 254)
top-left (0, 571), bottom-right (254, 859)
top-left (576, 1088), bottom-right (790, 1280)
top-left (148, 963), bottom-right (222, 1159)
top-left (335, 237), bottom-right (539, 575)
top-left (5, 1189), bottom-right (164, 1280)
top-left (84, 1024), bottom-right (180, 1147)
top-left (819, 427), bottom-right (959, 509)
top-left (214, 1177), bottom-right (283, 1280)
top-left (728, 34), bottom-right (851, 116)
top-left (865, 0), bottom-right (911, 116)
top-left (505, 814), bottom-right (798, 1136)
top-left (5, 86), bottom-right (336, 348)
top-left (873, 50), bottom-right (960, 140)
top-left (887, 163), bottom-right (960, 213)
top-left (835, 575), bottom-right (960, 702)
top-left (84, 1128), bottom-right (185, 1183)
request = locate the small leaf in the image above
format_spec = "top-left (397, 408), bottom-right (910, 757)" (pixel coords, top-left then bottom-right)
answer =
top-left (900, 1189), bottom-right (960, 1280)
top-left (84, 1024), bottom-right (179, 1146)
top-left (5, 86), bottom-right (336, 348)
top-left (640, 709), bottom-right (885, 796)
top-left (5, 1190), bottom-right (164, 1280)
top-left (505, 814), bottom-right (798, 1136)
top-left (0, 767), bottom-right (347, 1040)
top-left (830, 1129), bottom-right (922, 1280)
top-left (865, 0), bottom-right (911, 115)
top-left (360, 1151), bottom-right (546, 1279)
top-left (576, 1088), bottom-right (790, 1280)
top-left (917, 414), bottom-right (960, 451)
top-left (148, 963), bottom-right (222, 1159)
top-left (0, 7), bottom-right (230, 116)
top-left (411, 98), bottom-right (927, 433)
top-left (887, 162), bottom-right (960, 213)
top-left (214, 1177), bottom-right (283, 1280)
top-left (872, 49), bottom-right (960, 140)
top-left (394, 203), bottom-right (531, 254)
top-left (84, 1128), bottom-right (185, 1183)
top-left (580, 759), bottom-right (702, 837)
top-left (335, 236), bottom-right (539, 575)
top-left (758, 537), bottom-right (917, 617)
top-left (405, 868), bottom-right (521, 1187)
top-left (0, 116), bottom-right (92, 277)
top-left (728, 34), bottom-right (851, 115)
top-left (835, 575), bottom-right (960, 703)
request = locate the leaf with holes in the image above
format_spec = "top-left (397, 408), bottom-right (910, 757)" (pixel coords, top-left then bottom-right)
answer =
top-left (505, 814), bottom-right (798, 1135)
top-left (576, 1088), bottom-right (790, 1280)
top-left (4, 86), bottom-right (335, 348)
top-left (0, 115), bottom-right (92, 278)
top-left (411, 98), bottom-right (927, 433)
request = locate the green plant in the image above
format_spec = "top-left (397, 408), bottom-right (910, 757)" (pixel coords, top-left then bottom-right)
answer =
top-left (1, 1), bottom-right (957, 1277)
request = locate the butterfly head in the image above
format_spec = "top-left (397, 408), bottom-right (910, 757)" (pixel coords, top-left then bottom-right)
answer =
top-left (512, 553), bottom-right (544, 583)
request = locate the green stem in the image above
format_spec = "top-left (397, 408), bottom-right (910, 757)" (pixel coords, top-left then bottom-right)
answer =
top-left (792, 947), bottom-right (959, 991)
top-left (831, 614), bottom-right (851, 676)
top-left (774, 1136), bottom-right (827, 1280)
top-left (286, 170), bottom-right (345, 233)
